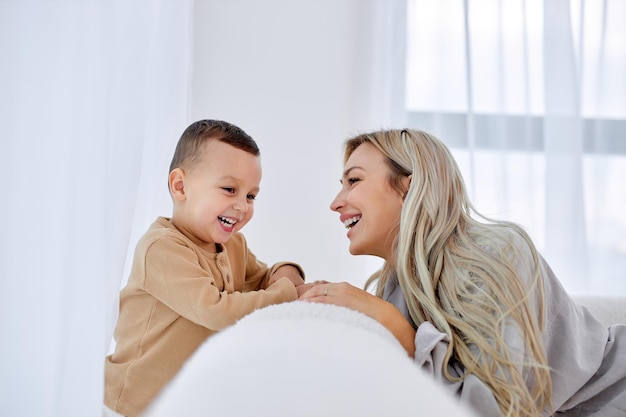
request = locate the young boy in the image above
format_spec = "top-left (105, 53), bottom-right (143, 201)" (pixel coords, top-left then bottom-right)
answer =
top-left (104, 120), bottom-right (307, 417)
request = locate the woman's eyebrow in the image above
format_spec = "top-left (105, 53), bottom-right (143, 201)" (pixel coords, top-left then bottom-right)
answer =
top-left (342, 166), bottom-right (363, 178)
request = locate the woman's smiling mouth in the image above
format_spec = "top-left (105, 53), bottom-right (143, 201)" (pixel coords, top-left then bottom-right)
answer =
top-left (343, 215), bottom-right (361, 229)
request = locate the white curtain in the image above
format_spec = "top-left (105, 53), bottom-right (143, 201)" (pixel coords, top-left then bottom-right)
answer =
top-left (0, 1), bottom-right (192, 416)
top-left (406, 0), bottom-right (626, 296)
top-left (0, 0), bottom-right (405, 415)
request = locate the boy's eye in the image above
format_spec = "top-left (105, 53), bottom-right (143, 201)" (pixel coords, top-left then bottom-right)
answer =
top-left (222, 187), bottom-right (235, 194)
top-left (246, 194), bottom-right (256, 201)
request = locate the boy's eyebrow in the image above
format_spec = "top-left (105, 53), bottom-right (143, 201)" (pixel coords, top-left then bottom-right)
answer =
top-left (218, 175), bottom-right (260, 192)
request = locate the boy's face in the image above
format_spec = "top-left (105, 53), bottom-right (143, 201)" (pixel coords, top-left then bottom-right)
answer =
top-left (171, 139), bottom-right (261, 250)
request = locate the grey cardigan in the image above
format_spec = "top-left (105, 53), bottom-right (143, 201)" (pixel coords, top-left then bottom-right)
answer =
top-left (384, 248), bottom-right (626, 416)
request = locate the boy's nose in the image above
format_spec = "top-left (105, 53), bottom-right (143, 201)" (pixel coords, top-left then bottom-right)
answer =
top-left (233, 199), bottom-right (248, 213)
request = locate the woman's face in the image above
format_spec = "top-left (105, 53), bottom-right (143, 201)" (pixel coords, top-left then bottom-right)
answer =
top-left (330, 143), bottom-right (408, 261)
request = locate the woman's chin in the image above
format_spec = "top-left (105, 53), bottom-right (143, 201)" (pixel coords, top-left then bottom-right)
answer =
top-left (348, 242), bottom-right (385, 260)
top-left (348, 243), bottom-right (366, 256)
top-left (347, 244), bottom-right (358, 255)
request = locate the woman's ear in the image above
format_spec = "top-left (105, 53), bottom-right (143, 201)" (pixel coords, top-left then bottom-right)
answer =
top-left (402, 174), bottom-right (412, 199)
top-left (169, 168), bottom-right (186, 201)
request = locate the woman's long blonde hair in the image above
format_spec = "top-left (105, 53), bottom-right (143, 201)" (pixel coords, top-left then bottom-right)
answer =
top-left (347, 129), bottom-right (551, 417)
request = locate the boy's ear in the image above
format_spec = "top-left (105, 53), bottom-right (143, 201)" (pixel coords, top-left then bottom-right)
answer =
top-left (169, 168), bottom-right (186, 201)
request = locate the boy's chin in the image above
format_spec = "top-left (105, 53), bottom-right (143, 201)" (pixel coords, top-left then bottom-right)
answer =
top-left (214, 227), bottom-right (244, 244)
top-left (214, 235), bottom-right (233, 245)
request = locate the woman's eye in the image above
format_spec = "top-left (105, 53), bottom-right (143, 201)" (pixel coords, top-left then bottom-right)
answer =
top-left (347, 177), bottom-right (360, 185)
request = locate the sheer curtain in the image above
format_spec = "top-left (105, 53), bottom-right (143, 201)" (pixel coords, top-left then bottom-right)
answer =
top-left (0, 0), bottom-right (407, 415)
top-left (406, 0), bottom-right (626, 296)
top-left (0, 1), bottom-right (192, 416)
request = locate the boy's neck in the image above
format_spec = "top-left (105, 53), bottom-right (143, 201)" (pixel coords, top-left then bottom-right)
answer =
top-left (201, 242), bottom-right (222, 254)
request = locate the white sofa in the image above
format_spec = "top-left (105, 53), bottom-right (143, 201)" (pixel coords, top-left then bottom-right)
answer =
top-left (572, 296), bottom-right (626, 326)
top-left (143, 302), bottom-right (479, 417)
top-left (142, 298), bottom-right (625, 417)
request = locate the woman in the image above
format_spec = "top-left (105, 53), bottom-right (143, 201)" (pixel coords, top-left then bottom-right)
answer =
top-left (300, 129), bottom-right (626, 417)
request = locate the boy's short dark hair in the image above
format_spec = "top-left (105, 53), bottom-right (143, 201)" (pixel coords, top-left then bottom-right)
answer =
top-left (169, 119), bottom-right (260, 173)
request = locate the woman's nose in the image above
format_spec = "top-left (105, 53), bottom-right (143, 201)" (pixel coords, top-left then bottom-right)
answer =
top-left (330, 191), bottom-right (344, 212)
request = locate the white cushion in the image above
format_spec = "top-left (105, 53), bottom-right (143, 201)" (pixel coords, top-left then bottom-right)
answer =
top-left (572, 296), bottom-right (626, 326)
top-left (144, 301), bottom-right (477, 417)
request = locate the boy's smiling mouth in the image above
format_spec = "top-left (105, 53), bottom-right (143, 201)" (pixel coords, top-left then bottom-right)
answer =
top-left (218, 216), bottom-right (238, 229)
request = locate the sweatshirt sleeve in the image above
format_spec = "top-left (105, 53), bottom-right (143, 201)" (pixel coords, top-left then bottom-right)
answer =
top-left (236, 234), bottom-right (305, 291)
top-left (140, 235), bottom-right (298, 332)
top-left (414, 322), bottom-right (502, 417)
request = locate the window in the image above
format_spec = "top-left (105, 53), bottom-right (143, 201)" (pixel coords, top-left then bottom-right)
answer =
top-left (404, 0), bottom-right (626, 295)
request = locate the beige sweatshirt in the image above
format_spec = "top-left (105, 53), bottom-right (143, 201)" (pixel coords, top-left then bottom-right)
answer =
top-left (105, 217), bottom-right (301, 416)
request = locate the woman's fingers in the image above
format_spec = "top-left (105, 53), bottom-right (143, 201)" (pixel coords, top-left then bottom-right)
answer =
top-left (298, 282), bottom-right (362, 307)
top-left (299, 282), bottom-right (327, 300)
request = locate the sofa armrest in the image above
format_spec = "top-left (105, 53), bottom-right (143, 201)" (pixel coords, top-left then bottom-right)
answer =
top-left (572, 296), bottom-right (626, 326)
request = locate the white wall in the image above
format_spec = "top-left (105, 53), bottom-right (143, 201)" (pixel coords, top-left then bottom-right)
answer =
top-left (184, 0), bottom-right (408, 286)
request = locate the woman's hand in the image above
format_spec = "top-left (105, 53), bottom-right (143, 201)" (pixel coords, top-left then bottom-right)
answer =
top-left (299, 282), bottom-right (416, 357)
top-left (294, 282), bottom-right (316, 297)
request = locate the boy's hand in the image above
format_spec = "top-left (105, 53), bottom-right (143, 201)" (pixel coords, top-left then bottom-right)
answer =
top-left (269, 265), bottom-right (305, 288)
top-left (295, 282), bottom-right (317, 297)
